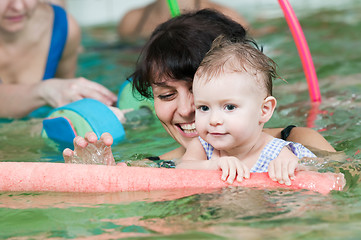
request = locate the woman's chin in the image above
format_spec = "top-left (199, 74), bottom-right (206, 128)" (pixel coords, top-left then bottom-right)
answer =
top-left (176, 132), bottom-right (198, 147)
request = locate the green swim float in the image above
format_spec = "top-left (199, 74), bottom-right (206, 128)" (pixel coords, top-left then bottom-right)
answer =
top-left (117, 78), bottom-right (154, 113)
top-left (42, 99), bottom-right (126, 148)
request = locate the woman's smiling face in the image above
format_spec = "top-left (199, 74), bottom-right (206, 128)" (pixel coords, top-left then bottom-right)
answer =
top-left (152, 79), bottom-right (198, 149)
top-left (0, 0), bottom-right (39, 33)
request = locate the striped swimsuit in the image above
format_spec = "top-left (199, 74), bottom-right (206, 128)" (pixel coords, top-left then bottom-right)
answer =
top-left (198, 137), bottom-right (316, 173)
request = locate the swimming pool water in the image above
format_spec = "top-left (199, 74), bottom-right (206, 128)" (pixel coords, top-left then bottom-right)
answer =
top-left (1, 1), bottom-right (361, 239)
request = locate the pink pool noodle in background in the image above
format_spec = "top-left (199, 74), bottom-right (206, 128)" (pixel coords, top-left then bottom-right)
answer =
top-left (0, 162), bottom-right (344, 195)
top-left (278, 0), bottom-right (321, 102)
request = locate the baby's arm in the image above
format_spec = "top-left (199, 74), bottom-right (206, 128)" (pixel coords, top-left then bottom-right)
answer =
top-left (178, 139), bottom-right (250, 184)
top-left (268, 147), bottom-right (299, 186)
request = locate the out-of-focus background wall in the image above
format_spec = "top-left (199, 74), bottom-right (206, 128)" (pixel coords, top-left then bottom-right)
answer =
top-left (63, 0), bottom-right (353, 26)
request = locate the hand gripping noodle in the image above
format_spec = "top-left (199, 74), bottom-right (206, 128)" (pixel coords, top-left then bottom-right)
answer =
top-left (0, 162), bottom-right (345, 195)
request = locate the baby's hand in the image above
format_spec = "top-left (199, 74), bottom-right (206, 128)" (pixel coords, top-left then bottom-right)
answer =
top-left (215, 156), bottom-right (250, 184)
top-left (268, 148), bottom-right (298, 186)
top-left (63, 132), bottom-right (115, 166)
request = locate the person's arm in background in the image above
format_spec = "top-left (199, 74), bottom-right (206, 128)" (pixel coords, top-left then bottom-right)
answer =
top-left (0, 11), bottom-right (116, 119)
top-left (210, 2), bottom-right (250, 30)
top-left (117, 8), bottom-right (144, 41)
top-left (0, 83), bottom-right (48, 118)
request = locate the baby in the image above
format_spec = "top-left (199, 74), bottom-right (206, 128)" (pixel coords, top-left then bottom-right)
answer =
top-left (178, 36), bottom-right (316, 185)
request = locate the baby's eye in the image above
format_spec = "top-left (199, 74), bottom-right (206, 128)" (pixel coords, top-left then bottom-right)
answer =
top-left (225, 104), bottom-right (236, 111)
top-left (198, 105), bottom-right (209, 112)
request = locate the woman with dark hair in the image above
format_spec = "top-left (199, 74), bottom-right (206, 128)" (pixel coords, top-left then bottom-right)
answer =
top-left (63, 9), bottom-right (335, 166)
top-left (132, 9), bottom-right (255, 99)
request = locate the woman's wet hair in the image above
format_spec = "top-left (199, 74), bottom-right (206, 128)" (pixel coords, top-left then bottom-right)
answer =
top-left (131, 9), bottom-right (259, 99)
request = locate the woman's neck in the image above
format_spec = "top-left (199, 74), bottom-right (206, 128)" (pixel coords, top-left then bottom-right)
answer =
top-left (0, 23), bottom-right (26, 44)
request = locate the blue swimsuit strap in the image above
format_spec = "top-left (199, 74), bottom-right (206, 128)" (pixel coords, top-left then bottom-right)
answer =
top-left (43, 4), bottom-right (68, 80)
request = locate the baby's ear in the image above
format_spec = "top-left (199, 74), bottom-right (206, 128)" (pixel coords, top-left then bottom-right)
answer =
top-left (260, 96), bottom-right (277, 124)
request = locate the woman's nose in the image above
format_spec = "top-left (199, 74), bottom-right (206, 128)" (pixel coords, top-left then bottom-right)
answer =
top-left (10, 0), bottom-right (25, 11)
top-left (177, 93), bottom-right (195, 118)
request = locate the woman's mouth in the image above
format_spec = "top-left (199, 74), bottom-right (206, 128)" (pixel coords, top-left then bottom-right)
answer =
top-left (6, 15), bottom-right (24, 23)
top-left (177, 123), bottom-right (198, 136)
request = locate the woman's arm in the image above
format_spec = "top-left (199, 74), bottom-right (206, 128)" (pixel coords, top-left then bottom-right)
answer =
top-left (0, 77), bottom-right (118, 119)
top-left (176, 138), bottom-right (216, 170)
top-left (0, 84), bottom-right (46, 118)
top-left (159, 146), bottom-right (186, 161)
top-left (263, 127), bottom-right (336, 152)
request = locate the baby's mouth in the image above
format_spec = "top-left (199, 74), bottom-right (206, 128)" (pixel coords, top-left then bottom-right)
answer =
top-left (210, 132), bottom-right (225, 136)
top-left (178, 123), bottom-right (197, 134)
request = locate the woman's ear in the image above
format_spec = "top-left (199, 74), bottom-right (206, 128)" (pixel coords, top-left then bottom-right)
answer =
top-left (260, 96), bottom-right (277, 124)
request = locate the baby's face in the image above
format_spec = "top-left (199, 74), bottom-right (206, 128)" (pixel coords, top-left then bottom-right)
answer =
top-left (193, 71), bottom-right (266, 151)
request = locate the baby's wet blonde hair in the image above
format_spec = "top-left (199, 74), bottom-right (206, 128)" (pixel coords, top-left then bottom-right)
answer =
top-left (195, 35), bottom-right (280, 96)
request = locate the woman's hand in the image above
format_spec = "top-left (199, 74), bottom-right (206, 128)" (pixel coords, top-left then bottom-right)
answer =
top-left (63, 132), bottom-right (115, 165)
top-left (37, 78), bottom-right (117, 107)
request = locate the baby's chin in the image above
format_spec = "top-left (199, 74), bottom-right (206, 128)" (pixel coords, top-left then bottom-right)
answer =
top-left (205, 138), bottom-right (233, 150)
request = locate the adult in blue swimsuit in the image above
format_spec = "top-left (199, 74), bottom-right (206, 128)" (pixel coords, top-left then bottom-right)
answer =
top-left (0, 0), bottom-right (117, 118)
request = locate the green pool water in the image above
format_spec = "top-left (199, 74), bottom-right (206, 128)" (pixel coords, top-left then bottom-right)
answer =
top-left (1, 1), bottom-right (361, 239)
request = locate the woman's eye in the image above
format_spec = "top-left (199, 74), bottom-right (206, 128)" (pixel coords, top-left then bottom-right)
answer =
top-left (158, 93), bottom-right (174, 100)
top-left (225, 104), bottom-right (236, 111)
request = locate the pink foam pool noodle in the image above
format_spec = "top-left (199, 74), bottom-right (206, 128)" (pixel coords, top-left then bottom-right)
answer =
top-left (0, 162), bottom-right (344, 195)
top-left (278, 0), bottom-right (321, 102)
